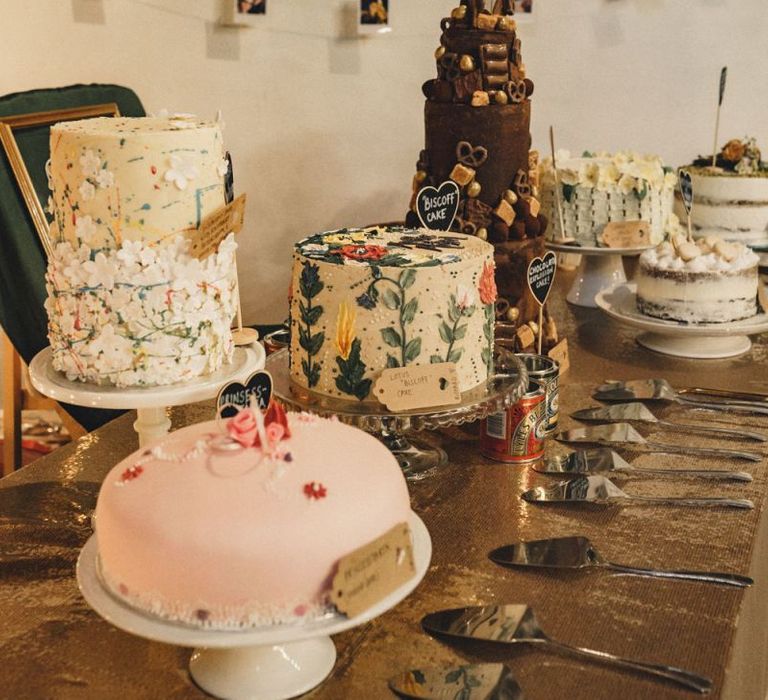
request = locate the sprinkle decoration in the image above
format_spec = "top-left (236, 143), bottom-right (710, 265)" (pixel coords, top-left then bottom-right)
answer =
top-left (303, 482), bottom-right (327, 500)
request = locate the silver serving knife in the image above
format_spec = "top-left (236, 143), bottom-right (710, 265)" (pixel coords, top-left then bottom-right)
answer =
top-left (572, 404), bottom-right (767, 442)
top-left (489, 536), bottom-right (753, 587)
top-left (537, 448), bottom-right (753, 482)
top-left (521, 475), bottom-right (754, 509)
top-left (557, 424), bottom-right (763, 462)
top-left (421, 605), bottom-right (712, 693)
top-left (388, 664), bottom-right (524, 699)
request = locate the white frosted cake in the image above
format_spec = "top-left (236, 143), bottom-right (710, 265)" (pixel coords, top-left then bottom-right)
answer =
top-left (540, 151), bottom-right (678, 245)
top-left (636, 235), bottom-right (759, 323)
top-left (675, 138), bottom-right (768, 245)
top-left (94, 405), bottom-right (412, 628)
top-left (289, 226), bottom-right (497, 402)
top-left (44, 116), bottom-right (237, 386)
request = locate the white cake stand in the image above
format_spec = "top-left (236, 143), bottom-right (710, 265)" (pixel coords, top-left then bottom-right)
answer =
top-left (28, 344), bottom-right (266, 446)
top-left (595, 282), bottom-right (768, 359)
top-left (546, 240), bottom-right (654, 308)
top-left (77, 513), bottom-right (431, 700)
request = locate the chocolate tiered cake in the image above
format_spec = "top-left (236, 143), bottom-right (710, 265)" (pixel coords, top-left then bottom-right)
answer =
top-left (405, 0), bottom-right (549, 336)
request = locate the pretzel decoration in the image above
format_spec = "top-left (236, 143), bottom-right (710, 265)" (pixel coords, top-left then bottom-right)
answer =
top-left (456, 141), bottom-right (489, 168)
top-left (439, 53), bottom-right (462, 81)
top-left (494, 297), bottom-right (511, 320)
top-left (455, 217), bottom-right (477, 237)
top-left (492, 0), bottom-right (515, 14)
top-left (504, 79), bottom-right (527, 104)
top-left (513, 169), bottom-right (532, 197)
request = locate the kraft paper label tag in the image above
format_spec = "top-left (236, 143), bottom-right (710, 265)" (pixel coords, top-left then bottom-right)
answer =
top-left (601, 221), bottom-right (650, 248)
top-left (548, 338), bottom-right (570, 376)
top-left (373, 364), bottom-right (460, 411)
top-left (331, 522), bottom-right (415, 619)
top-left (189, 193), bottom-right (246, 259)
top-left (758, 284), bottom-right (768, 314)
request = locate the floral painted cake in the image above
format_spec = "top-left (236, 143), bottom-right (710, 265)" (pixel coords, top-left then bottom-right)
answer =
top-left (289, 226), bottom-right (496, 402)
top-left (540, 151), bottom-right (678, 246)
top-left (94, 403), bottom-right (412, 628)
top-left (676, 138), bottom-right (768, 245)
top-left (44, 116), bottom-right (237, 386)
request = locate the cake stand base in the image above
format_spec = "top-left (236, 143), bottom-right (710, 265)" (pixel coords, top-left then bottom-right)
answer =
top-left (637, 333), bottom-right (752, 359)
top-left (189, 637), bottom-right (336, 700)
top-left (381, 432), bottom-right (448, 481)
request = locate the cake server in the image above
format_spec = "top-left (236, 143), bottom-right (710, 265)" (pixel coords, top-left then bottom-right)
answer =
top-left (571, 404), bottom-right (767, 442)
top-left (594, 379), bottom-right (768, 415)
top-left (422, 604), bottom-right (712, 693)
top-left (536, 448), bottom-right (752, 482)
top-left (556, 424), bottom-right (763, 462)
top-left (521, 475), bottom-right (754, 510)
top-left (489, 536), bottom-right (753, 587)
top-left (388, 664), bottom-right (525, 699)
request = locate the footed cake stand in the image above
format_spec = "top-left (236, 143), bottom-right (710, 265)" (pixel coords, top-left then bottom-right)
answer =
top-left (28, 344), bottom-right (265, 446)
top-left (595, 283), bottom-right (768, 358)
top-left (265, 349), bottom-right (528, 480)
top-left (547, 240), bottom-right (654, 308)
top-left (77, 513), bottom-right (431, 700)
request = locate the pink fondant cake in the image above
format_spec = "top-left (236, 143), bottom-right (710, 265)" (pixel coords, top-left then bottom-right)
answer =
top-left (93, 406), bottom-right (411, 628)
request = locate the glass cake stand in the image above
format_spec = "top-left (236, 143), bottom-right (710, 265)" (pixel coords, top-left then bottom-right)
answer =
top-left (77, 512), bottom-right (431, 700)
top-left (595, 282), bottom-right (768, 358)
top-left (265, 348), bottom-right (528, 480)
top-left (28, 343), bottom-right (266, 447)
top-left (547, 240), bottom-right (655, 308)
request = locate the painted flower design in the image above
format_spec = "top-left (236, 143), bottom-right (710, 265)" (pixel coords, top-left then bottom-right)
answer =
top-left (79, 180), bottom-right (96, 201)
top-left (478, 261), bottom-right (497, 305)
top-left (335, 300), bottom-right (356, 360)
top-left (455, 284), bottom-right (476, 311)
top-left (96, 168), bottom-right (115, 189)
top-left (339, 244), bottom-right (388, 261)
top-left (303, 482), bottom-right (327, 500)
top-left (164, 154), bottom-right (199, 190)
top-left (324, 232), bottom-right (367, 245)
top-left (80, 150), bottom-right (101, 177)
top-left (355, 292), bottom-right (376, 310)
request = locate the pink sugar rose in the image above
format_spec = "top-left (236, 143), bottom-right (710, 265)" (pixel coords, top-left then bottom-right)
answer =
top-left (227, 408), bottom-right (259, 448)
top-left (265, 422), bottom-right (285, 445)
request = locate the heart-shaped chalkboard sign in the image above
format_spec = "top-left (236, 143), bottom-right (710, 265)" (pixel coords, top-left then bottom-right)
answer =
top-left (679, 169), bottom-right (693, 215)
top-left (217, 370), bottom-right (273, 419)
top-left (527, 251), bottom-right (557, 306)
top-left (416, 181), bottom-right (460, 231)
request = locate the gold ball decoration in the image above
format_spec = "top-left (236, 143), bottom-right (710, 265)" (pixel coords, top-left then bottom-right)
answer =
top-left (451, 6), bottom-right (466, 19)
top-left (493, 90), bottom-right (509, 105)
top-left (467, 181), bottom-right (482, 198)
top-left (476, 227), bottom-right (488, 241)
top-left (434, 46), bottom-right (446, 60)
top-left (505, 307), bottom-right (520, 323)
top-left (459, 55), bottom-right (476, 73)
top-left (503, 189), bottom-right (518, 205)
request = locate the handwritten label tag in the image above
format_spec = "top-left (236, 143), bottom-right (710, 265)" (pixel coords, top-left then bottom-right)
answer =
top-left (416, 181), bottom-right (460, 231)
top-left (216, 370), bottom-right (272, 418)
top-left (189, 193), bottom-right (246, 259)
top-left (679, 170), bottom-right (693, 215)
top-left (526, 251), bottom-right (557, 306)
top-left (601, 221), bottom-right (650, 249)
top-left (758, 284), bottom-right (768, 314)
top-left (331, 522), bottom-right (415, 619)
top-left (373, 364), bottom-right (461, 411)
top-left (548, 338), bottom-right (570, 376)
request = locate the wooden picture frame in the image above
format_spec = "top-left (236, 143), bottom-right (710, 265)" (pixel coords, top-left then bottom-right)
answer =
top-left (0, 102), bottom-right (120, 257)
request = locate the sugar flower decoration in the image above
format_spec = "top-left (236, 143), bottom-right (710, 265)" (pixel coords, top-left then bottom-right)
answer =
top-left (75, 215), bottom-right (97, 241)
top-left (225, 400), bottom-right (292, 455)
top-left (96, 168), bottom-right (115, 189)
top-left (164, 154), bottom-right (199, 190)
top-left (82, 251), bottom-right (116, 289)
top-left (303, 482), bottom-right (327, 500)
top-left (79, 180), bottom-right (96, 201)
top-left (80, 150), bottom-right (101, 178)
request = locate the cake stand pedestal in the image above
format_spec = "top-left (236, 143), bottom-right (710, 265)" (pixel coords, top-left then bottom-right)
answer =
top-left (265, 349), bottom-right (527, 481)
top-left (595, 283), bottom-right (768, 359)
top-left (28, 344), bottom-right (266, 446)
top-left (77, 513), bottom-right (431, 700)
top-left (546, 241), bottom-right (654, 308)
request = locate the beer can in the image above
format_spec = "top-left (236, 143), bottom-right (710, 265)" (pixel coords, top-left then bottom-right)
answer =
top-left (517, 353), bottom-right (560, 435)
top-left (480, 380), bottom-right (546, 464)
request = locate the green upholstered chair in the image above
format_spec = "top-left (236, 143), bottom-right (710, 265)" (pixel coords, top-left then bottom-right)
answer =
top-left (0, 84), bottom-right (145, 470)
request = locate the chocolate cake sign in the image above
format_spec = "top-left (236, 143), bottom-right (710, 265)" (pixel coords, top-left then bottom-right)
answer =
top-left (217, 370), bottom-right (273, 419)
top-left (527, 251), bottom-right (557, 354)
top-left (416, 181), bottom-right (460, 231)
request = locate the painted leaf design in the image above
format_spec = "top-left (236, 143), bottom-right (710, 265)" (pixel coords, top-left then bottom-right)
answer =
top-left (454, 323), bottom-right (467, 341)
top-left (371, 265), bottom-right (383, 280)
top-left (335, 338), bottom-right (372, 401)
top-left (307, 364), bottom-right (320, 387)
top-left (308, 331), bottom-right (325, 355)
top-left (401, 298), bottom-right (418, 323)
top-left (562, 183), bottom-right (576, 203)
top-left (447, 347), bottom-right (463, 364)
top-left (382, 288), bottom-right (401, 310)
top-left (299, 262), bottom-right (324, 298)
top-left (399, 268), bottom-right (416, 289)
top-left (447, 295), bottom-right (460, 323)
top-left (444, 669), bottom-right (462, 683)
top-left (430, 354), bottom-right (443, 364)
top-left (299, 301), bottom-right (323, 326)
top-left (635, 180), bottom-right (648, 201)
top-left (404, 338), bottom-right (422, 364)
top-left (439, 321), bottom-right (454, 344)
top-left (381, 327), bottom-right (402, 348)
top-left (386, 354), bottom-right (400, 368)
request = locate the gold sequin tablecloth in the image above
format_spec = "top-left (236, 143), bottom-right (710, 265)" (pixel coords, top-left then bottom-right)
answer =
top-left (1, 276), bottom-right (768, 700)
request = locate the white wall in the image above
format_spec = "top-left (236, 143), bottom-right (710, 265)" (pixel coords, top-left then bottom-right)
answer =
top-left (1, 0), bottom-right (766, 324)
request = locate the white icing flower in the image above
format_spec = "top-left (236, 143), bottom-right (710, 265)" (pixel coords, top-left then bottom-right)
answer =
top-left (47, 196), bottom-right (55, 215)
top-left (96, 168), bottom-right (115, 189)
top-left (559, 168), bottom-right (580, 186)
top-left (79, 180), bottom-right (96, 201)
top-left (455, 284), bottom-right (476, 310)
top-left (87, 324), bottom-right (132, 364)
top-left (663, 171), bottom-right (678, 190)
top-left (75, 215), bottom-right (97, 241)
top-left (596, 162), bottom-right (620, 191)
top-left (164, 155), bottom-right (198, 190)
top-left (578, 162), bottom-right (600, 188)
top-left (82, 252), bottom-right (115, 290)
top-left (617, 174), bottom-right (637, 195)
top-left (116, 239), bottom-right (144, 266)
top-left (301, 243), bottom-right (328, 255)
top-left (80, 150), bottom-right (101, 178)
top-left (217, 158), bottom-right (229, 178)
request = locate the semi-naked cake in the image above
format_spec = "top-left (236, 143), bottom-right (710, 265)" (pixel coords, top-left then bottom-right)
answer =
top-left (94, 405), bottom-right (412, 628)
top-left (404, 0), bottom-right (549, 333)
top-left (44, 116), bottom-right (237, 387)
top-left (540, 151), bottom-right (678, 246)
top-left (289, 226), bottom-right (496, 402)
top-left (675, 138), bottom-right (768, 245)
top-left (636, 235), bottom-right (759, 324)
